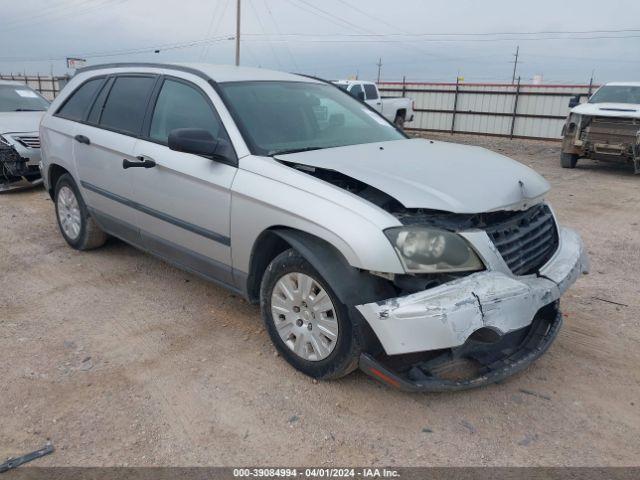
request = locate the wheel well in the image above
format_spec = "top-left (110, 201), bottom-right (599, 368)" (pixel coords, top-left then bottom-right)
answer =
top-left (396, 109), bottom-right (406, 119)
top-left (246, 229), bottom-right (292, 304)
top-left (246, 227), bottom-right (392, 355)
top-left (47, 164), bottom-right (70, 200)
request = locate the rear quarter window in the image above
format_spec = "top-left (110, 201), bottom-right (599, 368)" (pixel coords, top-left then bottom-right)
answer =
top-left (56, 78), bottom-right (105, 121)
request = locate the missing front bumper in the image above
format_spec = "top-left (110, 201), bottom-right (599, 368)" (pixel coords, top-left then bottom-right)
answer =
top-left (0, 144), bottom-right (42, 192)
top-left (360, 302), bottom-right (562, 392)
top-left (355, 227), bottom-right (587, 356)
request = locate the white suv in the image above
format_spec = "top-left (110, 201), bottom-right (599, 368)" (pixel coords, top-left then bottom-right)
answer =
top-left (40, 63), bottom-right (588, 391)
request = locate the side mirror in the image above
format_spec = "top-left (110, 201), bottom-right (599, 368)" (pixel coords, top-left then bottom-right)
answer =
top-left (168, 128), bottom-right (234, 163)
top-left (568, 95), bottom-right (581, 108)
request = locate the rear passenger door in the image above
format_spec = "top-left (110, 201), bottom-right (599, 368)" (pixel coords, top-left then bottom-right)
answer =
top-left (75, 74), bottom-right (158, 240)
top-left (128, 76), bottom-right (237, 286)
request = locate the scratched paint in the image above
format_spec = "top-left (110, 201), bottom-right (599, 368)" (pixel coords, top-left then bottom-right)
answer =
top-left (356, 227), bottom-right (589, 356)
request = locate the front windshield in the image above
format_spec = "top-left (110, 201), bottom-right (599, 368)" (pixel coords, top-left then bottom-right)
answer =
top-left (589, 86), bottom-right (640, 105)
top-left (218, 81), bottom-right (405, 156)
top-left (0, 85), bottom-right (50, 112)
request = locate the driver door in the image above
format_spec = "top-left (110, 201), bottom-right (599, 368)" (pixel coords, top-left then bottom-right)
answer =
top-left (127, 76), bottom-right (237, 286)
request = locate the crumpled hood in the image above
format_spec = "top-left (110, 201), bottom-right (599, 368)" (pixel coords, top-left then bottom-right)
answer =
top-left (276, 138), bottom-right (550, 214)
top-left (571, 102), bottom-right (640, 119)
top-left (0, 111), bottom-right (44, 135)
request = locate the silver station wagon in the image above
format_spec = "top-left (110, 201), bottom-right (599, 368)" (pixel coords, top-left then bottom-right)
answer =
top-left (40, 63), bottom-right (589, 391)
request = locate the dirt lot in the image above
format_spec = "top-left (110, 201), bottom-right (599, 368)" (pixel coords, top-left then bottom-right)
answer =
top-left (1, 134), bottom-right (639, 467)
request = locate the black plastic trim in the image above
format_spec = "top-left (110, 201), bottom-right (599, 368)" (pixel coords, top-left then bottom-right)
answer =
top-left (359, 303), bottom-right (563, 392)
top-left (89, 207), bottom-right (241, 294)
top-left (81, 181), bottom-right (231, 246)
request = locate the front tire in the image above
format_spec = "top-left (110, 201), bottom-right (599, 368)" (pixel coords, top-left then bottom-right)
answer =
top-left (54, 173), bottom-right (107, 250)
top-left (260, 249), bottom-right (361, 380)
top-left (560, 152), bottom-right (579, 169)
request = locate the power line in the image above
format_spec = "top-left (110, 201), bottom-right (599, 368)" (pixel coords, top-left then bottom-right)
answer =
top-left (2, 0), bottom-right (126, 32)
top-left (245, 27), bottom-right (640, 38)
top-left (0, 35), bottom-right (234, 63)
top-left (262, 0), bottom-right (300, 71)
top-left (240, 33), bottom-right (640, 43)
top-left (2, 0), bottom-right (93, 27)
top-left (247, 0), bottom-right (283, 69)
top-left (292, 0), bottom-right (371, 34)
top-left (201, 0), bottom-right (231, 61)
top-left (333, 0), bottom-right (405, 33)
top-left (199, 0), bottom-right (224, 60)
top-left (235, 0), bottom-right (241, 65)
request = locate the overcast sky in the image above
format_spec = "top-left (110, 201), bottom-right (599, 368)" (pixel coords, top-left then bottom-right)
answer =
top-left (1, 0), bottom-right (639, 84)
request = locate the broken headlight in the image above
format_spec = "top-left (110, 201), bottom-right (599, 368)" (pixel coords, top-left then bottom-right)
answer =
top-left (385, 227), bottom-right (484, 274)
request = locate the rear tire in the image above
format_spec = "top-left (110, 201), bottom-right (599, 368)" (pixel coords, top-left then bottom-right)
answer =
top-left (54, 173), bottom-right (107, 250)
top-left (394, 113), bottom-right (406, 129)
top-left (260, 249), bottom-right (361, 380)
top-left (560, 152), bottom-right (579, 169)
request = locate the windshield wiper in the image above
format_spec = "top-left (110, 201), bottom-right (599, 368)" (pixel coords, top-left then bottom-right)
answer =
top-left (14, 108), bottom-right (44, 112)
top-left (269, 146), bottom-right (324, 157)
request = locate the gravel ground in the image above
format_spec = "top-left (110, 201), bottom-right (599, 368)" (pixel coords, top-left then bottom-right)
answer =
top-left (1, 134), bottom-right (639, 467)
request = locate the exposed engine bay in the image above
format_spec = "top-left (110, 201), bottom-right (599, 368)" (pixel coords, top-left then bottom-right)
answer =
top-left (562, 114), bottom-right (640, 173)
top-left (0, 141), bottom-right (42, 192)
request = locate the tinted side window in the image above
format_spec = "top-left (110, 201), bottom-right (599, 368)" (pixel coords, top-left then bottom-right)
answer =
top-left (149, 79), bottom-right (224, 143)
top-left (349, 84), bottom-right (364, 99)
top-left (99, 76), bottom-right (156, 135)
top-left (364, 84), bottom-right (378, 100)
top-left (87, 78), bottom-right (113, 124)
top-left (57, 78), bottom-right (104, 121)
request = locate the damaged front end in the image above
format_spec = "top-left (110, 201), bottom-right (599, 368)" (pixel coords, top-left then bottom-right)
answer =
top-left (356, 212), bottom-right (589, 392)
top-left (274, 146), bottom-right (588, 391)
top-left (0, 135), bottom-right (42, 192)
top-left (562, 114), bottom-right (640, 173)
top-left (360, 302), bottom-right (562, 392)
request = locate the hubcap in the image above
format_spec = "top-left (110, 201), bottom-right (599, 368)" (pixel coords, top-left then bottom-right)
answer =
top-left (271, 272), bottom-right (339, 362)
top-left (57, 186), bottom-right (81, 240)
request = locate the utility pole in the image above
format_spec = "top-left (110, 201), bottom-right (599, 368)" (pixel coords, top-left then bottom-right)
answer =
top-left (376, 57), bottom-right (383, 83)
top-left (235, 0), bottom-right (241, 66)
top-left (511, 45), bottom-right (519, 84)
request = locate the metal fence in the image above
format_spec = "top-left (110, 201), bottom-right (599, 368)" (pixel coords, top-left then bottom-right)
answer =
top-left (0, 72), bottom-right (597, 141)
top-left (0, 74), bottom-right (70, 100)
top-left (378, 79), bottom-right (598, 140)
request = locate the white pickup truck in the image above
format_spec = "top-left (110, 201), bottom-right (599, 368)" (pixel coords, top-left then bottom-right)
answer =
top-left (561, 82), bottom-right (640, 173)
top-left (332, 80), bottom-right (414, 128)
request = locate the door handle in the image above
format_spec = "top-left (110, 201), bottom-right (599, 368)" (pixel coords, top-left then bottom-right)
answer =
top-left (74, 134), bottom-right (90, 145)
top-left (122, 156), bottom-right (156, 169)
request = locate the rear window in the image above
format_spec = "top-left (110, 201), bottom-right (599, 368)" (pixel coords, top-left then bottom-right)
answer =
top-left (363, 84), bottom-right (378, 100)
top-left (99, 76), bottom-right (156, 135)
top-left (57, 78), bottom-right (104, 121)
top-left (350, 84), bottom-right (364, 99)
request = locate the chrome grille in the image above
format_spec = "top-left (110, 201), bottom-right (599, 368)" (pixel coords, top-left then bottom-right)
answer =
top-left (14, 135), bottom-right (40, 149)
top-left (484, 204), bottom-right (558, 276)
